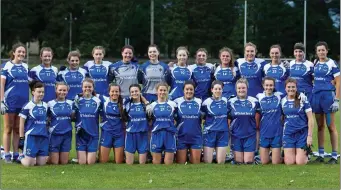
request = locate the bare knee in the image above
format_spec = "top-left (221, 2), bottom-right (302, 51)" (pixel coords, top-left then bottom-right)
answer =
top-left (284, 158), bottom-right (295, 165)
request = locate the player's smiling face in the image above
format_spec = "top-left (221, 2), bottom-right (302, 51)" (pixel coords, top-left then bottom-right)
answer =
top-left (263, 79), bottom-right (275, 95)
top-left (177, 50), bottom-right (188, 65)
top-left (82, 81), bottom-right (94, 97)
top-left (68, 56), bottom-right (80, 70)
top-left (184, 84), bottom-right (194, 100)
top-left (41, 50), bottom-right (53, 66)
top-left (130, 86), bottom-right (141, 101)
top-left (236, 83), bottom-right (247, 98)
top-left (157, 86), bottom-right (168, 101)
top-left (122, 48), bottom-right (133, 63)
top-left (211, 84), bottom-right (223, 99)
top-left (316, 45), bottom-right (328, 61)
top-left (13, 46), bottom-right (26, 62)
top-left (270, 48), bottom-right (281, 63)
top-left (109, 86), bottom-right (120, 101)
top-left (294, 49), bottom-right (304, 61)
top-left (93, 49), bottom-right (104, 64)
top-left (56, 85), bottom-right (68, 100)
top-left (33, 87), bottom-right (45, 102)
top-left (220, 51), bottom-right (231, 67)
top-left (196, 51), bottom-right (207, 65)
top-left (285, 82), bottom-right (297, 97)
top-left (245, 46), bottom-right (256, 62)
top-left (148, 47), bottom-right (159, 62)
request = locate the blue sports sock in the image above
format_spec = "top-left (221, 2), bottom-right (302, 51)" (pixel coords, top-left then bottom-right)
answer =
top-left (332, 151), bottom-right (338, 160)
top-left (318, 147), bottom-right (325, 158)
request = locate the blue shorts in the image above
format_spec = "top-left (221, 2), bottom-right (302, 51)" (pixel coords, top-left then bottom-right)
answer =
top-left (260, 135), bottom-right (282, 148)
top-left (203, 131), bottom-right (228, 148)
top-left (231, 135), bottom-right (256, 152)
top-left (143, 93), bottom-right (157, 103)
top-left (49, 131), bottom-right (72, 152)
top-left (24, 135), bottom-right (49, 158)
top-left (100, 129), bottom-right (124, 148)
top-left (177, 136), bottom-right (203, 150)
top-left (76, 128), bottom-right (99, 152)
top-left (283, 128), bottom-right (307, 149)
top-left (125, 132), bottom-right (148, 154)
top-left (150, 130), bottom-right (176, 153)
top-left (6, 107), bottom-right (22, 114)
top-left (312, 91), bottom-right (335, 114)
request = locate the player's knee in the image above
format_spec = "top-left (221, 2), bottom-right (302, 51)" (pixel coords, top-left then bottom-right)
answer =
top-left (3, 126), bottom-right (13, 134)
top-left (327, 124), bottom-right (337, 132)
top-left (296, 159), bottom-right (307, 165)
top-left (317, 124), bottom-right (325, 131)
top-left (284, 157), bottom-right (295, 165)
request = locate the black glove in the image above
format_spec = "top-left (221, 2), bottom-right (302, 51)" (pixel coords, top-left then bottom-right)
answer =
top-left (19, 137), bottom-right (25, 150)
top-left (59, 65), bottom-right (67, 71)
top-left (301, 144), bottom-right (313, 156)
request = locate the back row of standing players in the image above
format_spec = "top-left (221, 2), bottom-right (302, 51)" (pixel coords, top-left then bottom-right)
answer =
top-left (0, 41), bottom-right (339, 165)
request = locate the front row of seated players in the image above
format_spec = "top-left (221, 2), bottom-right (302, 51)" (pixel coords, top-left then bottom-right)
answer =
top-left (15, 75), bottom-right (315, 166)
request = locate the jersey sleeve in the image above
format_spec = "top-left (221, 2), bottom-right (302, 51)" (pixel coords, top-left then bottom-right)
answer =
top-left (18, 103), bottom-right (30, 119)
top-left (303, 100), bottom-right (312, 113)
top-left (56, 71), bottom-right (64, 82)
top-left (137, 66), bottom-right (145, 85)
top-left (28, 67), bottom-right (37, 81)
top-left (332, 61), bottom-right (340, 78)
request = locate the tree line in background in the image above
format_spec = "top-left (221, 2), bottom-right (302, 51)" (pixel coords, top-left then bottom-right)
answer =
top-left (2, 0), bottom-right (340, 60)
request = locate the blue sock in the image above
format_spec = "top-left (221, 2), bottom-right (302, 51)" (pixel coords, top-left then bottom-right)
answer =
top-left (332, 151), bottom-right (338, 160)
top-left (13, 152), bottom-right (19, 159)
top-left (318, 147), bottom-right (325, 158)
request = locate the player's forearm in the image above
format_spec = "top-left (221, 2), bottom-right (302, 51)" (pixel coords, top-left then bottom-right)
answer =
top-left (0, 78), bottom-right (6, 101)
top-left (334, 76), bottom-right (340, 99)
top-left (19, 117), bottom-right (26, 137)
top-left (307, 112), bottom-right (314, 137)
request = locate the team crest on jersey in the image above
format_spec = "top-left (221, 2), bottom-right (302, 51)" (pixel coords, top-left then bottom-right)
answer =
top-left (151, 144), bottom-right (156, 150)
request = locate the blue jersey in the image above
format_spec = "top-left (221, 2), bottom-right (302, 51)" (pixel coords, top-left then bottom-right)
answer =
top-left (281, 97), bottom-right (311, 135)
top-left (168, 65), bottom-right (192, 100)
top-left (201, 97), bottom-right (229, 133)
top-left (138, 61), bottom-right (169, 96)
top-left (235, 58), bottom-right (267, 97)
top-left (313, 59), bottom-right (340, 93)
top-left (57, 67), bottom-right (87, 100)
top-left (83, 61), bottom-right (112, 96)
top-left (73, 94), bottom-right (101, 137)
top-left (188, 63), bottom-right (215, 100)
top-left (1, 61), bottom-right (29, 109)
top-left (256, 92), bottom-right (283, 138)
top-left (174, 97), bottom-right (202, 142)
top-left (228, 96), bottom-right (260, 138)
top-left (263, 63), bottom-right (289, 94)
top-left (148, 100), bottom-right (177, 133)
top-left (19, 101), bottom-right (48, 137)
top-left (213, 65), bottom-right (239, 99)
top-left (109, 61), bottom-right (139, 97)
top-left (124, 99), bottom-right (148, 133)
top-left (29, 65), bottom-right (58, 102)
top-left (47, 99), bottom-right (73, 135)
top-left (99, 95), bottom-right (123, 135)
top-left (289, 60), bottom-right (314, 94)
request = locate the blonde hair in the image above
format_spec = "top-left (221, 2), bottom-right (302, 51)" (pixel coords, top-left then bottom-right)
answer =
top-left (236, 78), bottom-right (249, 89)
top-left (244, 42), bottom-right (257, 52)
top-left (92, 46), bottom-right (105, 56)
top-left (176, 46), bottom-right (190, 56)
top-left (155, 82), bottom-right (169, 91)
top-left (55, 81), bottom-right (70, 90)
top-left (196, 48), bottom-right (208, 56)
top-left (67, 50), bottom-right (81, 61)
top-left (40, 47), bottom-right (53, 57)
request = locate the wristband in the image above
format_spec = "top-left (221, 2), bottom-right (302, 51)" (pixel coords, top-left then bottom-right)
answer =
top-left (20, 137), bottom-right (25, 140)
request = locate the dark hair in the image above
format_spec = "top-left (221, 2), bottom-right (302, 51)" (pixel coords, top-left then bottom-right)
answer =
top-left (183, 80), bottom-right (196, 90)
top-left (315, 41), bottom-right (329, 51)
top-left (219, 47), bottom-right (235, 68)
top-left (67, 50), bottom-right (81, 61)
top-left (81, 78), bottom-right (96, 96)
top-left (211, 80), bottom-right (224, 89)
top-left (29, 80), bottom-right (44, 92)
top-left (9, 42), bottom-right (26, 60)
top-left (121, 45), bottom-right (134, 53)
top-left (148, 44), bottom-right (159, 52)
top-left (262, 76), bottom-right (276, 85)
top-left (196, 48), bottom-right (208, 56)
top-left (285, 78), bottom-right (300, 108)
top-left (40, 47), bottom-right (53, 57)
top-left (294, 42), bottom-right (305, 52)
top-left (108, 83), bottom-right (125, 121)
top-left (125, 84), bottom-right (146, 121)
top-left (270, 44), bottom-right (282, 54)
